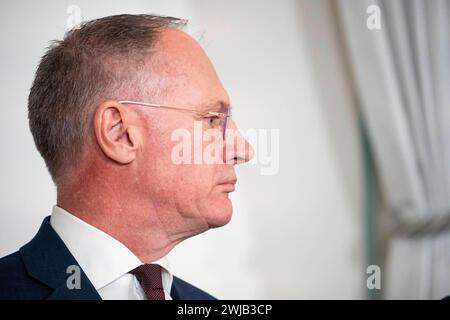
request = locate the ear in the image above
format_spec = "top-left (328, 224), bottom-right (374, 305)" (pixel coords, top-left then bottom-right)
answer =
top-left (93, 100), bottom-right (141, 164)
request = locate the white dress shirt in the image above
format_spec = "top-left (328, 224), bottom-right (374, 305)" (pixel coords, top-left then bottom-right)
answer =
top-left (50, 205), bottom-right (173, 300)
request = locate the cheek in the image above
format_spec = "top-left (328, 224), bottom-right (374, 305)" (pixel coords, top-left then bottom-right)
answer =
top-left (140, 120), bottom-right (218, 197)
top-left (176, 164), bottom-right (216, 194)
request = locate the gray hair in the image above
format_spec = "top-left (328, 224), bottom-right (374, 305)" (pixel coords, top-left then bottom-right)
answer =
top-left (28, 14), bottom-right (186, 183)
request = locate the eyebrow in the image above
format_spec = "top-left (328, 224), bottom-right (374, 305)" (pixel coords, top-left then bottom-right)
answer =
top-left (200, 100), bottom-right (231, 114)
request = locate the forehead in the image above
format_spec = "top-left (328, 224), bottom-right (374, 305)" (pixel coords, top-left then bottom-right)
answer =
top-left (150, 28), bottom-right (229, 108)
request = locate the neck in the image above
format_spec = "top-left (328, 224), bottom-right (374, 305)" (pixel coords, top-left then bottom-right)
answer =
top-left (56, 170), bottom-right (182, 263)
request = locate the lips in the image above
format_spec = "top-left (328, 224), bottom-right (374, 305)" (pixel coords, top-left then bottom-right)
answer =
top-left (217, 176), bottom-right (237, 193)
top-left (217, 176), bottom-right (237, 185)
top-left (219, 183), bottom-right (236, 192)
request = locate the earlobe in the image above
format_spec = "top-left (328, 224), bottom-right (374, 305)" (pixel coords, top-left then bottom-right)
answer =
top-left (94, 101), bottom-right (140, 164)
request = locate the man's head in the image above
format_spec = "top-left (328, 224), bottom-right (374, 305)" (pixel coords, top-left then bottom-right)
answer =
top-left (28, 14), bottom-right (253, 259)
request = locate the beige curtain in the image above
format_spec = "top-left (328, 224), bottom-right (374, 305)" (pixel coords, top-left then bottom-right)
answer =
top-left (337, 0), bottom-right (450, 299)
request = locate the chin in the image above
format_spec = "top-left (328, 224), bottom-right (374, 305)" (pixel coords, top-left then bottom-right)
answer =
top-left (203, 195), bottom-right (233, 228)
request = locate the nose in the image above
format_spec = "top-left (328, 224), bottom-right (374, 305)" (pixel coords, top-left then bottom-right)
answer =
top-left (223, 119), bottom-right (254, 165)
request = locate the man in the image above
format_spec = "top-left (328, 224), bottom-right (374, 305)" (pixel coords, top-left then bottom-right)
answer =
top-left (0, 14), bottom-right (253, 300)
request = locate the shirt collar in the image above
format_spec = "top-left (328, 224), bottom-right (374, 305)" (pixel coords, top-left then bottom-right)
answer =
top-left (50, 205), bottom-right (172, 291)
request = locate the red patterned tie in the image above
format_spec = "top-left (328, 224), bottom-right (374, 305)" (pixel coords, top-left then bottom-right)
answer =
top-left (130, 264), bottom-right (165, 300)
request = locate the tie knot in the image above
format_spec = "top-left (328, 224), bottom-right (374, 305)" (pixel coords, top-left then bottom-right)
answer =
top-left (130, 264), bottom-right (164, 290)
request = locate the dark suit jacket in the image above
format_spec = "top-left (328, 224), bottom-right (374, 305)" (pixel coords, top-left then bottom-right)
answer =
top-left (0, 217), bottom-right (216, 300)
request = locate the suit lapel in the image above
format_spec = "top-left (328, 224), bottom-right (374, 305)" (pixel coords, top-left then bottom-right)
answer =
top-left (19, 216), bottom-right (101, 300)
top-left (170, 279), bottom-right (181, 300)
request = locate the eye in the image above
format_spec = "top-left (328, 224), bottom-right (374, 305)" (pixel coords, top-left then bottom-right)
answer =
top-left (205, 115), bottom-right (221, 127)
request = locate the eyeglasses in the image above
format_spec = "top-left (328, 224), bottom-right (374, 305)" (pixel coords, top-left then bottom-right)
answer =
top-left (118, 100), bottom-right (231, 140)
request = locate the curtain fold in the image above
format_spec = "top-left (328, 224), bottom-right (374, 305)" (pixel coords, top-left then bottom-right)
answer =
top-left (337, 0), bottom-right (450, 298)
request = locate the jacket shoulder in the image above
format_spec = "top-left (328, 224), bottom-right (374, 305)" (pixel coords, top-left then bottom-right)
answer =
top-left (171, 276), bottom-right (217, 300)
top-left (0, 250), bottom-right (51, 299)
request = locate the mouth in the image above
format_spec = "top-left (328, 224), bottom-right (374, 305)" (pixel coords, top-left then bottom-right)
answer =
top-left (219, 183), bottom-right (236, 193)
top-left (217, 177), bottom-right (237, 193)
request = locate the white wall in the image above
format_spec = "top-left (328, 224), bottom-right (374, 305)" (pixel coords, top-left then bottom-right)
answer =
top-left (0, 0), bottom-right (364, 299)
